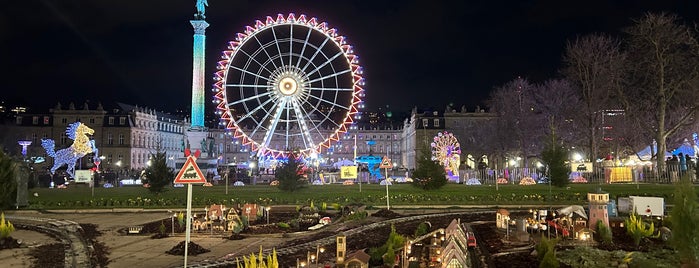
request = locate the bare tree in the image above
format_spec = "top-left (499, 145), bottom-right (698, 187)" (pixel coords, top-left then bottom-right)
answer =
top-left (531, 79), bottom-right (582, 152)
top-left (621, 12), bottom-right (699, 172)
top-left (486, 77), bottom-right (542, 168)
top-left (561, 34), bottom-right (627, 160)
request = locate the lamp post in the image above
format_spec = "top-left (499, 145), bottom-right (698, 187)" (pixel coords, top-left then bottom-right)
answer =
top-left (266, 207), bottom-right (271, 225)
top-left (316, 245), bottom-right (325, 266)
top-left (168, 210), bottom-right (176, 235)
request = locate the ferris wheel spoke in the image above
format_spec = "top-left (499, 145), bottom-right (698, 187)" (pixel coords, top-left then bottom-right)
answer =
top-left (300, 38), bottom-right (330, 73)
top-left (250, 100), bottom-right (282, 140)
top-left (306, 68), bottom-right (351, 84)
top-left (232, 97), bottom-right (276, 124)
top-left (295, 27), bottom-right (313, 68)
top-left (290, 99), bottom-right (315, 148)
top-left (252, 34), bottom-right (280, 71)
top-left (304, 51), bottom-right (344, 77)
top-left (307, 87), bottom-right (354, 92)
top-left (270, 26), bottom-right (286, 68)
top-left (226, 84), bottom-right (271, 89)
top-left (297, 105), bottom-right (327, 144)
top-left (238, 47), bottom-right (274, 74)
top-left (231, 65), bottom-right (273, 82)
top-left (227, 91), bottom-right (274, 106)
top-left (306, 94), bottom-right (351, 111)
top-left (261, 98), bottom-right (287, 149)
top-left (285, 102), bottom-right (291, 149)
top-left (289, 24), bottom-right (294, 67)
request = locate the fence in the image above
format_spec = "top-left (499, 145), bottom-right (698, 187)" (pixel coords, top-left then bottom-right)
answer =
top-left (460, 162), bottom-right (696, 185)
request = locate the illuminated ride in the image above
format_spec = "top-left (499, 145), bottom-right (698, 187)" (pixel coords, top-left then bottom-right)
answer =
top-left (41, 122), bottom-right (99, 179)
top-left (431, 131), bottom-right (461, 181)
top-left (213, 13), bottom-right (364, 158)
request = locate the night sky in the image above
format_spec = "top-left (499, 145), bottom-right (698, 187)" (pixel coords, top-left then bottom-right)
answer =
top-left (2, 0), bottom-right (697, 114)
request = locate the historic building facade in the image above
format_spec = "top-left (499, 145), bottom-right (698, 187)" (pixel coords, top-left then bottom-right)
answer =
top-left (1, 102), bottom-right (496, 181)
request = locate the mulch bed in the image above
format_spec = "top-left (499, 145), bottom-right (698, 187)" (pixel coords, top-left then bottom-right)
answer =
top-left (371, 208), bottom-right (402, 218)
top-left (166, 241), bottom-right (211, 256)
top-left (28, 243), bottom-right (66, 268)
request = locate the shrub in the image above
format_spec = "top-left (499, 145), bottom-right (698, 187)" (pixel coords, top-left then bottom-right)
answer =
top-left (540, 250), bottom-right (559, 268)
top-left (536, 235), bottom-right (558, 264)
top-left (158, 221), bottom-right (166, 235)
top-left (414, 222), bottom-right (430, 238)
top-left (625, 213), bottom-right (658, 247)
top-left (177, 212), bottom-right (185, 227)
top-left (0, 213), bottom-right (15, 239)
top-left (671, 175), bottom-right (699, 266)
top-left (277, 222), bottom-right (290, 229)
top-left (596, 219), bottom-right (613, 245)
top-left (345, 211), bottom-right (368, 221)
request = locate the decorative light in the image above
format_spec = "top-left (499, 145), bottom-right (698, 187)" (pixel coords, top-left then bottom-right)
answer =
top-left (41, 122), bottom-right (97, 178)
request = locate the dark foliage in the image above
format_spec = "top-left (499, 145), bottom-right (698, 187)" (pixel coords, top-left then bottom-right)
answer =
top-left (0, 150), bottom-right (18, 209)
top-left (275, 155), bottom-right (307, 192)
top-left (411, 146), bottom-right (447, 190)
top-left (541, 133), bottom-right (569, 188)
top-left (143, 151), bottom-right (175, 194)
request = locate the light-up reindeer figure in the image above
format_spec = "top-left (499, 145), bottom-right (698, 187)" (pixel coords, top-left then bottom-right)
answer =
top-left (41, 122), bottom-right (97, 179)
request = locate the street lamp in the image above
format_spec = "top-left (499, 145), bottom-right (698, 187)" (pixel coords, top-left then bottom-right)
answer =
top-left (316, 245), bottom-right (325, 266)
top-left (266, 207), bottom-right (271, 225)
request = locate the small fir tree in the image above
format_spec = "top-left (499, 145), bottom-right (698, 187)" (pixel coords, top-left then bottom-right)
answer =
top-left (671, 175), bottom-right (699, 267)
top-left (275, 154), bottom-right (306, 192)
top-left (0, 149), bottom-right (18, 209)
top-left (414, 222), bottom-right (430, 238)
top-left (143, 151), bottom-right (175, 194)
top-left (369, 224), bottom-right (405, 264)
top-left (411, 144), bottom-right (447, 190)
top-left (595, 219), bottom-right (613, 245)
top-left (536, 235), bottom-right (558, 263)
top-left (541, 131), bottom-right (569, 188)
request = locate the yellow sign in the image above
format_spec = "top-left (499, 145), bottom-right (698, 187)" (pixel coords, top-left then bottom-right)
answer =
top-left (609, 167), bottom-right (632, 182)
top-left (340, 166), bottom-right (358, 179)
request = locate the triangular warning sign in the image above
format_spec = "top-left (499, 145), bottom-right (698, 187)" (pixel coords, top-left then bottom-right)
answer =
top-left (379, 156), bottom-right (392, 169)
top-left (174, 156), bottom-right (207, 184)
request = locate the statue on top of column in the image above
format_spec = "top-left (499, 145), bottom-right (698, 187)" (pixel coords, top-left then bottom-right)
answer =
top-left (195, 0), bottom-right (208, 20)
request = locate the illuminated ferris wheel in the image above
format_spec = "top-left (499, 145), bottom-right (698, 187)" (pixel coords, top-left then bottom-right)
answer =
top-left (213, 13), bottom-right (365, 157)
top-left (431, 131), bottom-right (461, 176)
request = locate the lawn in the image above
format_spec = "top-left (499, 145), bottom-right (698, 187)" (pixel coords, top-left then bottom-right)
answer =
top-left (21, 182), bottom-right (691, 210)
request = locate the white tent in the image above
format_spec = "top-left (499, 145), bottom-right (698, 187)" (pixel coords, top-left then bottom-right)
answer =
top-left (332, 159), bottom-right (355, 168)
top-left (635, 145), bottom-right (671, 161)
top-left (556, 205), bottom-right (588, 219)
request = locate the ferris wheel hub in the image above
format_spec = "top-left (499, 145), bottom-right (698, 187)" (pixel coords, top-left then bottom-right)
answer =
top-left (278, 77), bottom-right (298, 95)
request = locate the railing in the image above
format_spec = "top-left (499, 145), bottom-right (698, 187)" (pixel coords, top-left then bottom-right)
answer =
top-left (460, 163), bottom-right (697, 185)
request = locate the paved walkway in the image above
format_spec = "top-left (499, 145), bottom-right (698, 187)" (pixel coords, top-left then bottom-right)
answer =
top-left (5, 210), bottom-right (291, 268)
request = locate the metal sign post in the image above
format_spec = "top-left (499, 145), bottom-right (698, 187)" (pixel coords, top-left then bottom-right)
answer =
top-left (380, 156), bottom-right (392, 210)
top-left (173, 150), bottom-right (207, 268)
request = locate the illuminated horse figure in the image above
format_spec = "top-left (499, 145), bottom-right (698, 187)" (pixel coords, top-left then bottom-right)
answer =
top-left (41, 122), bottom-right (97, 179)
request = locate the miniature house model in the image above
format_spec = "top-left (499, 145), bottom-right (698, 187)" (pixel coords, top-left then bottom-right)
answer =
top-left (588, 189), bottom-right (610, 230)
top-left (336, 234), bottom-right (347, 264)
top-left (496, 209), bottom-right (510, 229)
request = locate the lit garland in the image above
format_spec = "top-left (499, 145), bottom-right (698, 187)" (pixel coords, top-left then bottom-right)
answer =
top-left (41, 122), bottom-right (97, 179)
